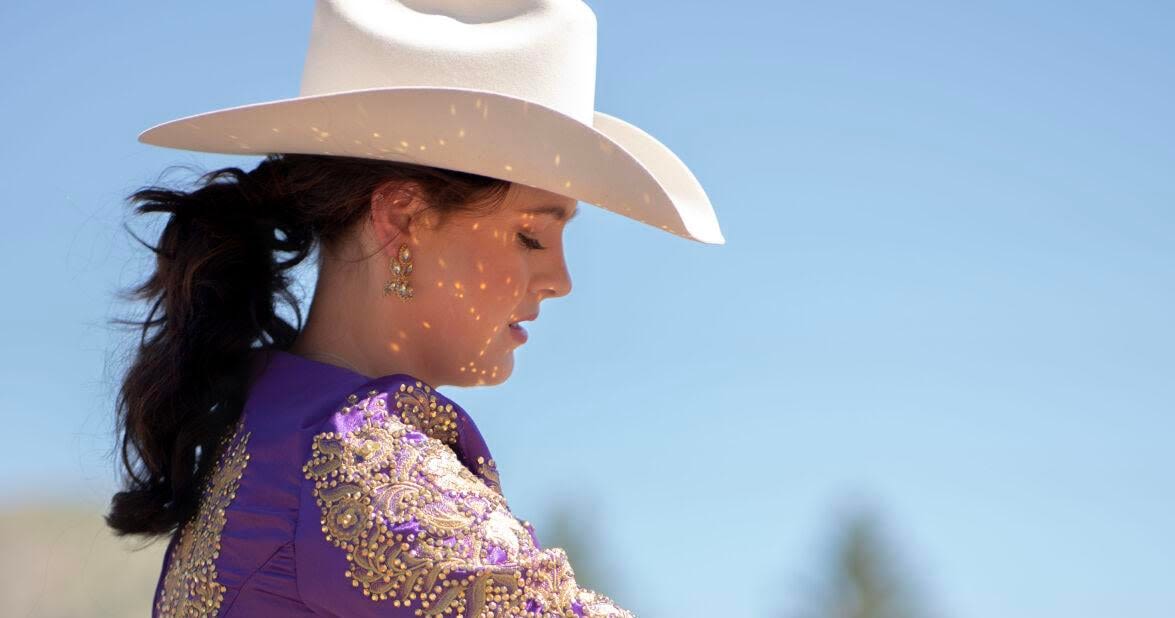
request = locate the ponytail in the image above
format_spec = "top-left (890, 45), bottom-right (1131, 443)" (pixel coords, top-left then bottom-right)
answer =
top-left (106, 159), bottom-right (313, 535)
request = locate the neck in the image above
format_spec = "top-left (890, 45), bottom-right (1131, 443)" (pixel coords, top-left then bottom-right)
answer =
top-left (291, 254), bottom-right (439, 386)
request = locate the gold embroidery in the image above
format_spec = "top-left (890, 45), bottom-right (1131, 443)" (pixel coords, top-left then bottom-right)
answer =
top-left (476, 455), bottom-right (503, 494)
top-left (156, 419), bottom-right (252, 617)
top-left (338, 382), bottom-right (459, 447)
top-left (572, 588), bottom-right (634, 617)
top-left (392, 381), bottom-right (460, 446)
top-left (303, 388), bottom-right (634, 617)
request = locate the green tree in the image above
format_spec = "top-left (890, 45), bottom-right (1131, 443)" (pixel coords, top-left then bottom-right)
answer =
top-left (784, 503), bottom-right (940, 618)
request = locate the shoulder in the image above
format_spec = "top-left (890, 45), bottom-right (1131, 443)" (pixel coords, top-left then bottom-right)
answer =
top-left (296, 380), bottom-right (520, 607)
top-left (293, 381), bottom-right (634, 617)
top-left (301, 380), bottom-right (510, 523)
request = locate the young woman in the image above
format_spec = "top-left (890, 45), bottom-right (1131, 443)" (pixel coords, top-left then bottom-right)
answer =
top-left (107, 1), bottom-right (723, 616)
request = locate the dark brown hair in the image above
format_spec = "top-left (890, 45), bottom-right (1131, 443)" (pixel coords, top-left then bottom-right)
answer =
top-left (106, 153), bottom-right (511, 537)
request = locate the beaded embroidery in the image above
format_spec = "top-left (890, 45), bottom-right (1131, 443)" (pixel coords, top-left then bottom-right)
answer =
top-left (390, 381), bottom-right (460, 447)
top-left (156, 419), bottom-right (252, 617)
top-left (476, 455), bottom-right (503, 495)
top-left (303, 385), bottom-right (633, 617)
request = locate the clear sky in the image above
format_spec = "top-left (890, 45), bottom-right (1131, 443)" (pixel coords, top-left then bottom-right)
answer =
top-left (1, 1), bottom-right (1172, 617)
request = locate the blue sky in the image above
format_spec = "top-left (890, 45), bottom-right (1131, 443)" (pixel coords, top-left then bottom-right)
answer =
top-left (1, 1), bottom-right (1172, 616)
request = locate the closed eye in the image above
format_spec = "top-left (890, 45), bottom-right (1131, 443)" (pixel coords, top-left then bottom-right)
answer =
top-left (517, 232), bottom-right (546, 250)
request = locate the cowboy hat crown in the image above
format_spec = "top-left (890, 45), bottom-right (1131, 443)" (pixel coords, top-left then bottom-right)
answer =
top-left (138, 0), bottom-right (725, 245)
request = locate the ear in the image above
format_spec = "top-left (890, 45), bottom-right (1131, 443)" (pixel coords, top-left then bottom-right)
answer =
top-left (369, 180), bottom-right (434, 257)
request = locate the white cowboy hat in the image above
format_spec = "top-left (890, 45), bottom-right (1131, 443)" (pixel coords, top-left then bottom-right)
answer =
top-left (137, 0), bottom-right (725, 245)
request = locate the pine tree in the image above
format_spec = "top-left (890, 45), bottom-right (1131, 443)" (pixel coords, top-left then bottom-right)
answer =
top-left (785, 504), bottom-right (940, 618)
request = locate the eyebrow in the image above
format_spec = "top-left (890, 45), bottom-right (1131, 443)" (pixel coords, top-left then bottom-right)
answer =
top-left (521, 204), bottom-right (580, 223)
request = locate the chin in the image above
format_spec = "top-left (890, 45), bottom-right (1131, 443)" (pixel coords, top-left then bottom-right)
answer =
top-left (460, 371), bottom-right (510, 387)
top-left (454, 352), bottom-right (514, 387)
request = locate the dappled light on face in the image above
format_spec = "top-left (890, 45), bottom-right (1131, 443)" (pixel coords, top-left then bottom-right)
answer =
top-left (364, 196), bottom-right (552, 388)
top-left (381, 265), bottom-right (518, 385)
top-left (458, 360), bottom-right (502, 385)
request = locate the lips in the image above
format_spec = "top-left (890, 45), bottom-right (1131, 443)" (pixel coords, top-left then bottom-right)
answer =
top-left (507, 311), bottom-right (538, 343)
top-left (507, 311), bottom-right (539, 328)
top-left (507, 320), bottom-right (529, 343)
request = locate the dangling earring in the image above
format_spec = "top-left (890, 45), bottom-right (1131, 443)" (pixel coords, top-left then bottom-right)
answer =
top-left (384, 243), bottom-right (414, 300)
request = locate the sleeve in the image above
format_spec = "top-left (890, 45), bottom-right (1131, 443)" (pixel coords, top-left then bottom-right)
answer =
top-left (294, 405), bottom-right (633, 618)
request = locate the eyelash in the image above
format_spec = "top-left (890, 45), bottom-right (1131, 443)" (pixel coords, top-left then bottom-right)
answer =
top-left (517, 232), bottom-right (546, 251)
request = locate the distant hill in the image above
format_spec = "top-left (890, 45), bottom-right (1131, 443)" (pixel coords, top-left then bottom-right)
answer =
top-left (0, 503), bottom-right (166, 617)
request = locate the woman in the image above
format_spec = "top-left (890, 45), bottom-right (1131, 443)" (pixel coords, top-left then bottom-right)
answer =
top-left (107, 1), bottom-right (723, 616)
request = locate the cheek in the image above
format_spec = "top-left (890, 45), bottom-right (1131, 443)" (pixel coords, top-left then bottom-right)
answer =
top-left (440, 242), bottom-right (526, 331)
top-left (467, 261), bottom-right (527, 324)
top-left (412, 233), bottom-right (525, 381)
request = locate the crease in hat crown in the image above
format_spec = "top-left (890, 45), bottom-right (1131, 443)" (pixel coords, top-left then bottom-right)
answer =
top-left (300, 0), bottom-right (599, 124)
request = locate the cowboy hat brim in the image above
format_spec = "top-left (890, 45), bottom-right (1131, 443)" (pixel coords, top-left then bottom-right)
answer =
top-left (137, 86), bottom-right (725, 245)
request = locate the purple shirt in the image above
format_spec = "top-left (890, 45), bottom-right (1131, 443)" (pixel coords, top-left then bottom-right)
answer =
top-left (151, 349), bottom-right (632, 617)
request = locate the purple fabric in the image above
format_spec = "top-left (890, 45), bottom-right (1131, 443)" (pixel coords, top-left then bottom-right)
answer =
top-left (150, 349), bottom-right (631, 617)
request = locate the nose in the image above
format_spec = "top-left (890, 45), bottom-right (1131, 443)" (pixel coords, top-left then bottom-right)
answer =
top-left (537, 252), bottom-right (573, 300)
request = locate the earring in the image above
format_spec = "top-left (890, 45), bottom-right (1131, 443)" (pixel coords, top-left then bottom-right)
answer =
top-left (384, 243), bottom-right (414, 300)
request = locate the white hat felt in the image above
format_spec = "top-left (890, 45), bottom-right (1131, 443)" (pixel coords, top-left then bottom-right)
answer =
top-left (137, 0), bottom-right (725, 245)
